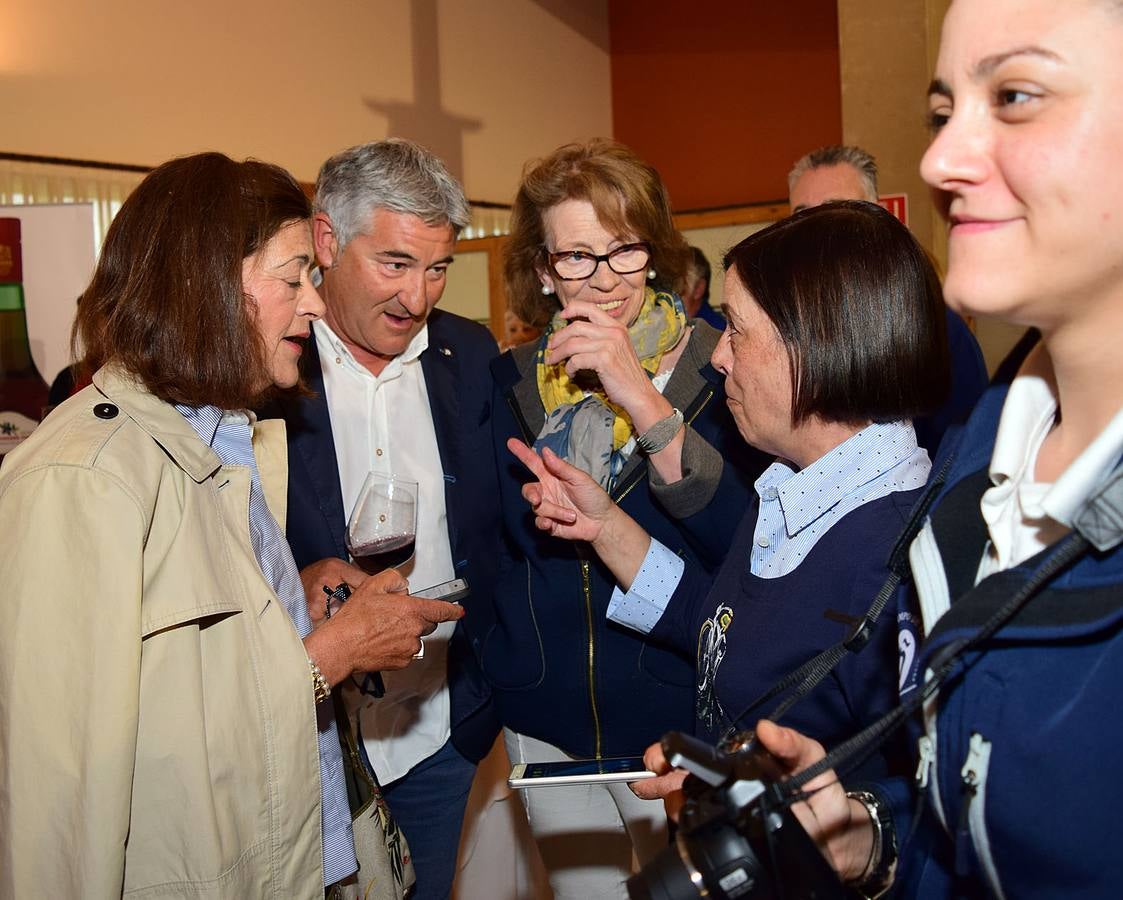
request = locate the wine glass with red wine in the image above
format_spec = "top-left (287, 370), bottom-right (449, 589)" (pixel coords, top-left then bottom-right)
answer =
top-left (346, 472), bottom-right (418, 573)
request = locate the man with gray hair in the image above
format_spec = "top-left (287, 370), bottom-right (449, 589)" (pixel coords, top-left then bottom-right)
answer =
top-left (275, 139), bottom-right (501, 899)
top-left (787, 144), bottom-right (989, 453)
top-left (788, 144), bottom-right (880, 212)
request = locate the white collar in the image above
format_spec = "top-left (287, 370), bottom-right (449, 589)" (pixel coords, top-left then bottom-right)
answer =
top-left (759, 420), bottom-right (920, 536)
top-left (314, 318), bottom-right (430, 380)
top-left (990, 343), bottom-right (1123, 527)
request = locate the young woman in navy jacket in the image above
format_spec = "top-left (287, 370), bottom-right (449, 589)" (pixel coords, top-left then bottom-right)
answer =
top-left (750, 2), bottom-right (1123, 897)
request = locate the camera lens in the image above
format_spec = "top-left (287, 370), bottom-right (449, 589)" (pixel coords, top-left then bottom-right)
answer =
top-left (628, 825), bottom-right (766, 899)
top-left (626, 842), bottom-right (702, 900)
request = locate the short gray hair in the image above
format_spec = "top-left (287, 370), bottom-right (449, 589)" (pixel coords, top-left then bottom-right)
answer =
top-left (788, 145), bottom-right (879, 202)
top-left (314, 138), bottom-right (471, 250)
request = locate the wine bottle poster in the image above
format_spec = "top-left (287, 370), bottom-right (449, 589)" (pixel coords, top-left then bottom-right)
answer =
top-left (0, 204), bottom-right (97, 386)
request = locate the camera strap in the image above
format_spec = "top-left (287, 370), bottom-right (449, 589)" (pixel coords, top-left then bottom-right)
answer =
top-left (786, 528), bottom-right (1091, 794)
top-left (785, 458), bottom-right (1123, 797)
top-left (722, 453), bottom-right (957, 740)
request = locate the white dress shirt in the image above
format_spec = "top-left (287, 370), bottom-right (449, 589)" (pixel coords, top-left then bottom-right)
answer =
top-left (977, 343), bottom-right (1123, 581)
top-left (316, 320), bottom-right (456, 784)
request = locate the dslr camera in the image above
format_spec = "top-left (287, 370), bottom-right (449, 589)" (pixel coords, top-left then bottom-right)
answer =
top-left (627, 731), bottom-right (849, 900)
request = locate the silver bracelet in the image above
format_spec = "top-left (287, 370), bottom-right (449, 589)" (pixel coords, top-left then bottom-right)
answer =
top-left (635, 407), bottom-right (684, 455)
top-left (845, 790), bottom-right (897, 899)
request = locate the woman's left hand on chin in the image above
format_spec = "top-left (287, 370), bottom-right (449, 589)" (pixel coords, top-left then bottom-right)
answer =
top-left (547, 302), bottom-right (665, 418)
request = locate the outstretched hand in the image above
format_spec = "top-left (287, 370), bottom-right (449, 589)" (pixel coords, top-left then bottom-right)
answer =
top-left (507, 438), bottom-right (616, 543)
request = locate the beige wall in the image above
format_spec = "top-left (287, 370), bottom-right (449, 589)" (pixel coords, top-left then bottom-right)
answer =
top-left (682, 222), bottom-right (774, 315)
top-left (0, 0), bottom-right (612, 200)
top-left (839, 0), bottom-right (1020, 372)
top-left (442, 246), bottom-right (491, 324)
top-left (837, 0), bottom-right (948, 256)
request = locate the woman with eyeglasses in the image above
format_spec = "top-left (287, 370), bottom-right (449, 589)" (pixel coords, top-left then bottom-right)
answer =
top-left (483, 139), bottom-right (767, 897)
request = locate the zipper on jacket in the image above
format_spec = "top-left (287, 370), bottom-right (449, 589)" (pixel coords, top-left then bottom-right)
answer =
top-left (955, 732), bottom-right (1005, 899)
top-left (916, 734), bottom-right (935, 789)
top-left (581, 559), bottom-right (603, 758)
top-left (510, 374), bottom-right (715, 761)
top-left (505, 392), bottom-right (536, 446)
top-left (611, 465), bottom-right (646, 504)
top-left (685, 386), bottom-right (714, 424)
top-left (922, 694), bottom-right (949, 834)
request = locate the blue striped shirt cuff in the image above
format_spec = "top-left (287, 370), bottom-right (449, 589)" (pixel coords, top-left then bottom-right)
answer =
top-left (607, 538), bottom-right (684, 634)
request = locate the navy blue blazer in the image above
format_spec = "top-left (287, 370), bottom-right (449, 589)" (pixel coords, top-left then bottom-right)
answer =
top-left (264, 308), bottom-right (502, 763)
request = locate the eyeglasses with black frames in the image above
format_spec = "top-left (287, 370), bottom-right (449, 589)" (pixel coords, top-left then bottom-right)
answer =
top-left (543, 242), bottom-right (651, 281)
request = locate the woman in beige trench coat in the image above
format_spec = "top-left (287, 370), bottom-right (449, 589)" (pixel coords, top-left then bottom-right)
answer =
top-left (0, 153), bottom-right (459, 899)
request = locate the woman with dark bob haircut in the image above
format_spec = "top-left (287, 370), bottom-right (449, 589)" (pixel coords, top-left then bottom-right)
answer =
top-left (0, 152), bottom-right (451, 898)
top-left (511, 199), bottom-right (949, 813)
top-left (490, 139), bottom-right (765, 896)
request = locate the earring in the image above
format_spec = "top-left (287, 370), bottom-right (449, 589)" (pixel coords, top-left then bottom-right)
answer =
top-left (646, 269), bottom-right (656, 280)
top-left (541, 284), bottom-right (555, 295)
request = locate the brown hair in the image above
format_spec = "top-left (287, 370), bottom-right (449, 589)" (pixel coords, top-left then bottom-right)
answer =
top-left (75, 152), bottom-right (311, 408)
top-left (504, 139), bottom-right (691, 327)
top-left (723, 200), bottom-right (950, 426)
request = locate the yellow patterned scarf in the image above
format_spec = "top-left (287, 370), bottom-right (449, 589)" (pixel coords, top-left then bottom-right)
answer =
top-left (534, 287), bottom-right (686, 486)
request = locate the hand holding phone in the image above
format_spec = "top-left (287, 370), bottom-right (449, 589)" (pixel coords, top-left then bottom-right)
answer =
top-left (406, 578), bottom-right (469, 658)
top-left (411, 577), bottom-right (470, 604)
top-left (323, 582), bottom-right (386, 698)
top-left (323, 575), bottom-right (467, 665)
